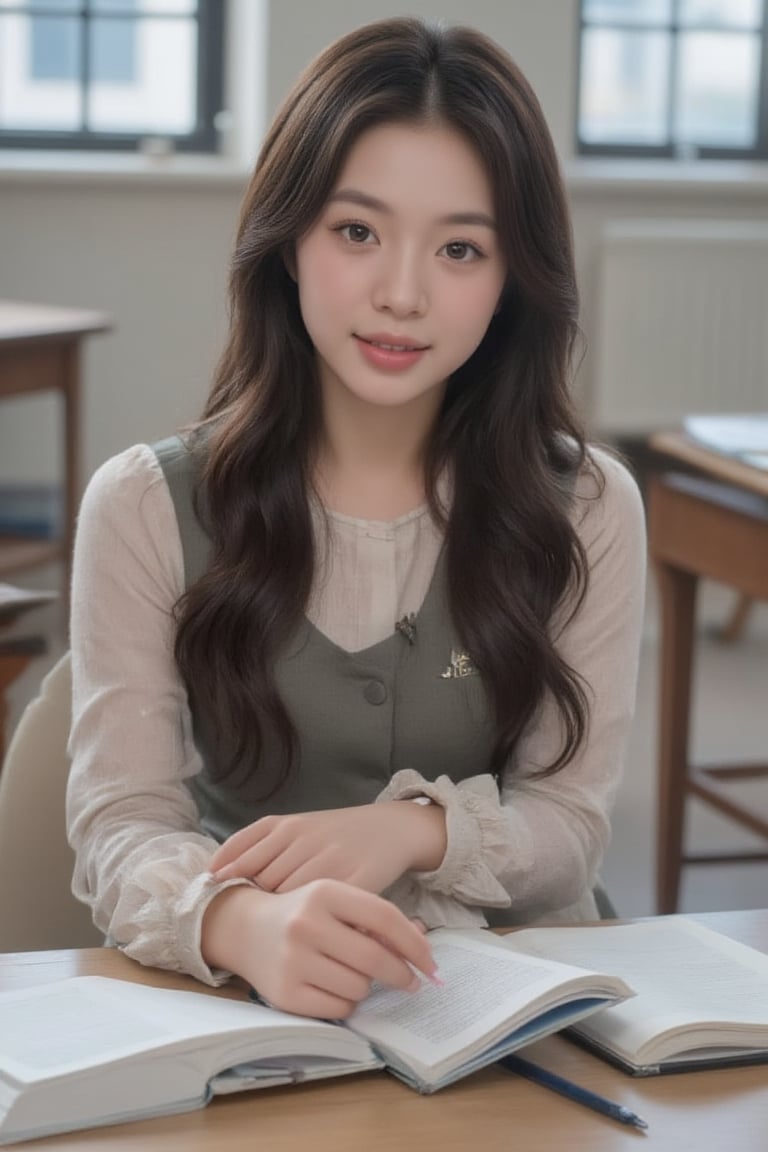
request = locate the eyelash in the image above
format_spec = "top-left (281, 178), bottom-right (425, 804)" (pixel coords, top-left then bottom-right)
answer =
top-left (331, 221), bottom-right (485, 262)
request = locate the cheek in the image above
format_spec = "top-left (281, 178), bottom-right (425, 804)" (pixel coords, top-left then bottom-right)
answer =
top-left (296, 248), bottom-right (359, 324)
top-left (448, 281), bottom-right (503, 341)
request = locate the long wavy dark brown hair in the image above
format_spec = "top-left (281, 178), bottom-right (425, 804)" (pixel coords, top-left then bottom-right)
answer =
top-left (175, 17), bottom-right (595, 794)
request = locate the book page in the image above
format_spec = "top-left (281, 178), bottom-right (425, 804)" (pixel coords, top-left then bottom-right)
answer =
top-left (346, 930), bottom-right (621, 1075)
top-left (0, 984), bottom-right (174, 1076)
top-left (0, 977), bottom-right (363, 1083)
top-left (503, 919), bottom-right (768, 1060)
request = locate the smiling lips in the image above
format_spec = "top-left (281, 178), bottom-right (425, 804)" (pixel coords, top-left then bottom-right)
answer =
top-left (354, 332), bottom-right (430, 371)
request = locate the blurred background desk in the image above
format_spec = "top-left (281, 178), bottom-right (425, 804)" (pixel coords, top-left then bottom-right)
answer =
top-left (648, 431), bottom-right (768, 914)
top-left (0, 301), bottom-right (111, 605)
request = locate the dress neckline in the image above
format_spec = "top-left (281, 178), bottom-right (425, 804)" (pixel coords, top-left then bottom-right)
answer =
top-left (323, 502), bottom-right (430, 532)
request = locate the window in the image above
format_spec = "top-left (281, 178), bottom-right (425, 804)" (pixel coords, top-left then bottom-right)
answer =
top-left (0, 0), bottom-right (224, 152)
top-left (577, 0), bottom-right (767, 159)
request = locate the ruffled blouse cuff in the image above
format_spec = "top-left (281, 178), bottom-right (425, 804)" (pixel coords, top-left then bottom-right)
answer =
top-left (118, 861), bottom-right (256, 987)
top-left (376, 769), bottom-right (513, 911)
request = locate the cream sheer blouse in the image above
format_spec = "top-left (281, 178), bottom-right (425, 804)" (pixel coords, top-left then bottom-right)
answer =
top-left (66, 444), bottom-right (646, 984)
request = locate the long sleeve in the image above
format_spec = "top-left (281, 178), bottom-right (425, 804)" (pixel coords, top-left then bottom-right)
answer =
top-left (66, 445), bottom-right (249, 985)
top-left (377, 449), bottom-right (647, 926)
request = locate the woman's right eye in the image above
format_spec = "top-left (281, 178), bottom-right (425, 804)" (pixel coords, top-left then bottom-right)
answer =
top-left (336, 222), bottom-right (375, 244)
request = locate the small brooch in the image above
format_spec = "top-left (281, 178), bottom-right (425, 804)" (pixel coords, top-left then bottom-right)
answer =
top-left (395, 613), bottom-right (417, 645)
top-left (440, 649), bottom-right (477, 679)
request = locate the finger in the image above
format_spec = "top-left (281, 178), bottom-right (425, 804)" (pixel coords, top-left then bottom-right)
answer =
top-left (275, 984), bottom-right (357, 1021)
top-left (209, 820), bottom-right (273, 872)
top-left (314, 917), bottom-right (422, 992)
top-left (213, 828), bottom-right (296, 882)
top-left (297, 953), bottom-right (372, 1004)
top-left (273, 854), bottom-right (345, 893)
top-left (326, 885), bottom-right (436, 979)
top-left (255, 842), bottom-right (323, 892)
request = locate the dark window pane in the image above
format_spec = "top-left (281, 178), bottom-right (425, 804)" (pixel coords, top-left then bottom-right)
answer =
top-left (30, 15), bottom-right (79, 81)
top-left (88, 15), bottom-right (196, 133)
top-left (676, 30), bottom-right (760, 146)
top-left (580, 27), bottom-right (670, 144)
top-left (1, 12), bottom-right (82, 129)
top-left (90, 17), bottom-right (136, 84)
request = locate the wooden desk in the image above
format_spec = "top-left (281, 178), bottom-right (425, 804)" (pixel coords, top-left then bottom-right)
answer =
top-left (0, 301), bottom-right (111, 600)
top-left (648, 432), bottom-right (768, 913)
top-left (651, 431), bottom-right (768, 500)
top-left (2, 910), bottom-right (766, 1151)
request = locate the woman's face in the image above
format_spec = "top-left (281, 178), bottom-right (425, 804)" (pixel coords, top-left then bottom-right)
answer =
top-left (294, 120), bottom-right (507, 421)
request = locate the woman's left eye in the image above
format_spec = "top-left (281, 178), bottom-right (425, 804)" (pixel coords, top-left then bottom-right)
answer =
top-left (441, 241), bottom-right (483, 263)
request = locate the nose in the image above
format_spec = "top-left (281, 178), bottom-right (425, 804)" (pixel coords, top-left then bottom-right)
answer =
top-left (371, 247), bottom-right (428, 318)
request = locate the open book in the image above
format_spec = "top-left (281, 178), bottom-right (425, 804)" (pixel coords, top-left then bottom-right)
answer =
top-left (500, 917), bottom-right (768, 1075)
top-left (0, 928), bottom-right (632, 1144)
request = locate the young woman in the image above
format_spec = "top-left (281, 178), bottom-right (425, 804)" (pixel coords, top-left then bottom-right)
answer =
top-left (67, 17), bottom-right (646, 1020)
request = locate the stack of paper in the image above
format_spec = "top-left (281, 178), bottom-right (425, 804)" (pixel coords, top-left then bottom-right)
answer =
top-left (684, 414), bottom-right (768, 470)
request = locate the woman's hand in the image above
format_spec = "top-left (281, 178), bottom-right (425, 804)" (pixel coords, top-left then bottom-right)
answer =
top-left (201, 879), bottom-right (437, 1019)
top-left (208, 802), bottom-right (447, 894)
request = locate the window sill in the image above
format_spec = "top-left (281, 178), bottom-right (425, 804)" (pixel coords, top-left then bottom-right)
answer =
top-left (0, 149), bottom-right (251, 189)
top-left (565, 157), bottom-right (768, 199)
top-left (3, 151), bottom-right (767, 199)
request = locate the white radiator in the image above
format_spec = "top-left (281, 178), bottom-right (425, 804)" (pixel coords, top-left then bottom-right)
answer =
top-left (592, 219), bottom-right (768, 434)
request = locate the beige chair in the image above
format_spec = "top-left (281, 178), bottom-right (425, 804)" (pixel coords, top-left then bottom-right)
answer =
top-left (0, 652), bottom-right (102, 950)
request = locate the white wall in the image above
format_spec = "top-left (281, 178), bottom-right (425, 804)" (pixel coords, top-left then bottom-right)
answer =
top-left (0, 179), bottom-right (240, 483)
top-left (0, 0), bottom-right (765, 491)
top-left (266, 0), bottom-right (578, 158)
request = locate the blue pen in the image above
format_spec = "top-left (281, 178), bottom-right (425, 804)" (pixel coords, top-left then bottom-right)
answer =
top-left (498, 1054), bottom-right (648, 1131)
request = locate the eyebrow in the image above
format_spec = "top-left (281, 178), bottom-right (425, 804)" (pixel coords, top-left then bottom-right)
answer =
top-left (326, 188), bottom-right (497, 230)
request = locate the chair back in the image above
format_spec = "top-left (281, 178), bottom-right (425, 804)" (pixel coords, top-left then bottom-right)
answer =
top-left (0, 652), bottom-right (102, 949)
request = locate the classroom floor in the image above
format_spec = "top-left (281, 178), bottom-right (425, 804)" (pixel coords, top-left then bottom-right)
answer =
top-left (4, 562), bottom-right (767, 919)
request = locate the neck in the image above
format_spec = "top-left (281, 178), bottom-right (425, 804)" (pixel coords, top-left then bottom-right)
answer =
top-left (316, 384), bottom-right (444, 520)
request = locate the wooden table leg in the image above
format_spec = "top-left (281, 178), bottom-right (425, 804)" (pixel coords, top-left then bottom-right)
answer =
top-left (0, 653), bottom-right (32, 765)
top-left (655, 561), bottom-right (698, 914)
top-left (717, 593), bottom-right (753, 644)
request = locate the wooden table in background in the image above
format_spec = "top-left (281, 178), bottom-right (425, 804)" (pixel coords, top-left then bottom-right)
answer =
top-left (0, 301), bottom-right (111, 604)
top-left (648, 432), bottom-right (768, 914)
top-left (651, 431), bottom-right (768, 500)
top-left (2, 910), bottom-right (767, 1152)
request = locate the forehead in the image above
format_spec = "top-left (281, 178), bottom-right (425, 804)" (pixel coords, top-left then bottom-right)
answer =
top-left (331, 121), bottom-right (495, 216)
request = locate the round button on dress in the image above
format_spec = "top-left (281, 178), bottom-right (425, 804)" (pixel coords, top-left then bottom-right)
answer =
top-left (363, 680), bottom-right (387, 705)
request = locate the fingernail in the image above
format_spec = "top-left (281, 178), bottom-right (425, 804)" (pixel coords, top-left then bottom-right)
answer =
top-left (427, 969), bottom-right (445, 988)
